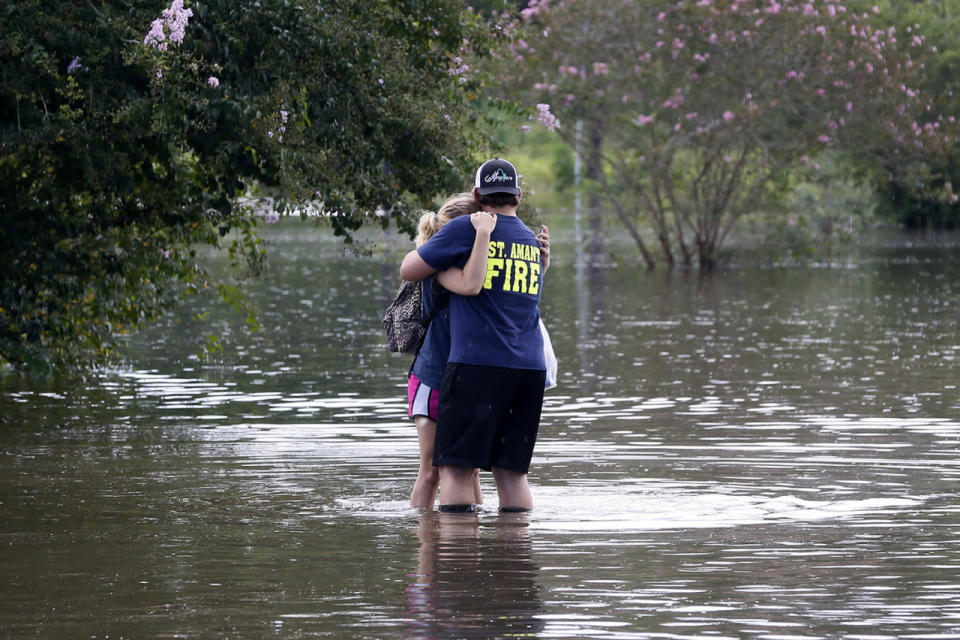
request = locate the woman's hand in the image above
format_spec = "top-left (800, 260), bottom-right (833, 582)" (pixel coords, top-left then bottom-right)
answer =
top-left (536, 224), bottom-right (550, 272)
top-left (440, 212), bottom-right (497, 296)
top-left (471, 211), bottom-right (497, 235)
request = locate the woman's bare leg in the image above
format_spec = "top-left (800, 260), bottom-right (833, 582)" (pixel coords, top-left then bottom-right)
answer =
top-left (410, 416), bottom-right (440, 508)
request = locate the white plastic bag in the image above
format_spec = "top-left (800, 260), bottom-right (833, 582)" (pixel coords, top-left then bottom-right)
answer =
top-left (540, 318), bottom-right (558, 390)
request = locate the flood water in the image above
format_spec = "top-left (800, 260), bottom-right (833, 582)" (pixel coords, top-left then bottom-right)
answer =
top-left (2, 222), bottom-right (959, 639)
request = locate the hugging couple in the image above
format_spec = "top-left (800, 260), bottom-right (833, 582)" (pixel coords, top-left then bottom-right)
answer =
top-left (399, 158), bottom-right (552, 514)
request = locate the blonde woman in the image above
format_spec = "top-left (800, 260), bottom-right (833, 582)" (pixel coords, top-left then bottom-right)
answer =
top-left (408, 193), bottom-right (496, 508)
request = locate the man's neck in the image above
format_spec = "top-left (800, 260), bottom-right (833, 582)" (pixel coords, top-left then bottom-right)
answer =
top-left (480, 204), bottom-right (517, 216)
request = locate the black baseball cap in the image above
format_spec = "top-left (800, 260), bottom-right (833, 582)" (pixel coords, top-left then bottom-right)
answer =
top-left (474, 158), bottom-right (520, 196)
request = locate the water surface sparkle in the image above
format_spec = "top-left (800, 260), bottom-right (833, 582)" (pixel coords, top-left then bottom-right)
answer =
top-left (2, 227), bottom-right (960, 638)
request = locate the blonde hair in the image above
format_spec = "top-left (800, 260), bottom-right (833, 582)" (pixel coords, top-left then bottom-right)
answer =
top-left (415, 192), bottom-right (478, 247)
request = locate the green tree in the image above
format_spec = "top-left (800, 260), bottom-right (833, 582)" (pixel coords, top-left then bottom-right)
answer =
top-left (1, 0), bottom-right (493, 374)
top-left (500, 0), bottom-right (958, 268)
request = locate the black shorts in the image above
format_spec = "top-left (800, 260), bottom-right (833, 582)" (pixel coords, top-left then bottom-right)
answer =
top-left (433, 363), bottom-right (546, 474)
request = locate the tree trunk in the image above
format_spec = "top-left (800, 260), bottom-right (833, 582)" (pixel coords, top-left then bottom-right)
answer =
top-left (648, 165), bottom-right (676, 267)
top-left (587, 125), bottom-right (658, 269)
top-left (585, 125), bottom-right (605, 260)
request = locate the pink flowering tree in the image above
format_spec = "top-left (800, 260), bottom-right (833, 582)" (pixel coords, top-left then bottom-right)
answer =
top-left (867, 0), bottom-right (960, 228)
top-left (501, 0), bottom-right (958, 268)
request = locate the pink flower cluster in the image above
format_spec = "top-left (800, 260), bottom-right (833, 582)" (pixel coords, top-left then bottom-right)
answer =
top-left (520, 0), bottom-right (551, 21)
top-left (268, 109), bottom-right (289, 143)
top-left (144, 0), bottom-right (193, 51)
top-left (662, 91), bottom-right (685, 109)
top-left (448, 56), bottom-right (471, 85)
top-left (536, 103), bottom-right (560, 131)
top-left (262, 197), bottom-right (279, 224)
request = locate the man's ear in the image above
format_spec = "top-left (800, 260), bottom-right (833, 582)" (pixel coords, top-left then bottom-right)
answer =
top-left (517, 188), bottom-right (522, 202)
top-left (473, 187), bottom-right (481, 204)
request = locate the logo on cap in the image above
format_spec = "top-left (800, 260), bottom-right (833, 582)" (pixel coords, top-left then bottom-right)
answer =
top-left (476, 158), bottom-right (520, 195)
top-left (484, 168), bottom-right (514, 184)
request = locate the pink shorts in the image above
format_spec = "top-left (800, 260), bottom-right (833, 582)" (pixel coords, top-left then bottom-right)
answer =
top-left (407, 372), bottom-right (440, 421)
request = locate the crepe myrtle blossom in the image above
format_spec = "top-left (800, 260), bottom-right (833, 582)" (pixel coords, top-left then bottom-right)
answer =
top-left (263, 197), bottom-right (279, 224)
top-left (532, 82), bottom-right (549, 90)
top-left (144, 0), bottom-right (193, 51)
top-left (67, 57), bottom-right (84, 74)
top-left (536, 103), bottom-right (560, 131)
top-left (267, 110), bottom-right (290, 142)
top-left (207, 76), bottom-right (219, 88)
top-left (144, 20), bottom-right (166, 49)
top-left (448, 57), bottom-right (471, 85)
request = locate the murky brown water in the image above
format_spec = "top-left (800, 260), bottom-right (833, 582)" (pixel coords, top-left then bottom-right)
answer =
top-left (2, 223), bottom-right (959, 638)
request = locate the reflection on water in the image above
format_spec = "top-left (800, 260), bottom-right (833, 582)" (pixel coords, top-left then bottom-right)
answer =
top-left (2, 225), bottom-right (960, 638)
top-left (407, 511), bottom-right (543, 639)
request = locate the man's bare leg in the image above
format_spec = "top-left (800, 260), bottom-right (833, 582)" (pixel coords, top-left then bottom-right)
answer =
top-left (438, 465), bottom-right (480, 510)
top-left (492, 467), bottom-right (532, 511)
top-left (472, 469), bottom-right (484, 505)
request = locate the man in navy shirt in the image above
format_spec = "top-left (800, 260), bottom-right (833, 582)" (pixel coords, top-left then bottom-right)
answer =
top-left (400, 159), bottom-right (550, 512)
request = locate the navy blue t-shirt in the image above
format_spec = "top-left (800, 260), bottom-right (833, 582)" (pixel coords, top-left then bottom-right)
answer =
top-left (411, 274), bottom-right (450, 389)
top-left (417, 215), bottom-right (545, 370)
